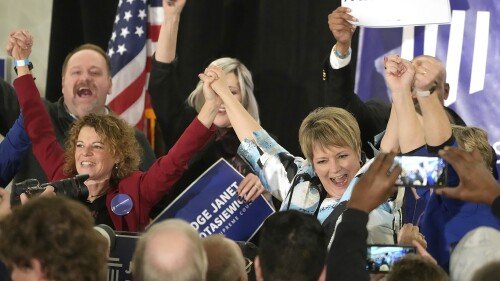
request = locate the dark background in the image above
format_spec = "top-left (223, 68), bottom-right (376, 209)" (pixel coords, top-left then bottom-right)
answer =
top-left (47, 0), bottom-right (360, 156)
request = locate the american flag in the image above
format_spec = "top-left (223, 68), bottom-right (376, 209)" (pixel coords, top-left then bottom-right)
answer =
top-left (107, 0), bottom-right (163, 132)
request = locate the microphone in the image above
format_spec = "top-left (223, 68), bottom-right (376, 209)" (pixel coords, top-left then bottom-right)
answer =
top-left (94, 224), bottom-right (116, 251)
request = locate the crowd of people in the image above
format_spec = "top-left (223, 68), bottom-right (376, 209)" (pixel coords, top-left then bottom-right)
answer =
top-left (0, 1), bottom-right (499, 281)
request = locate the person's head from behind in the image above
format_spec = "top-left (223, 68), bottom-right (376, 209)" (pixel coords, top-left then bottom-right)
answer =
top-left (0, 196), bottom-right (108, 281)
top-left (450, 227), bottom-right (500, 281)
top-left (471, 261), bottom-right (500, 281)
top-left (61, 44), bottom-right (112, 118)
top-left (452, 125), bottom-right (493, 171)
top-left (132, 219), bottom-right (208, 281)
top-left (203, 234), bottom-right (248, 281)
top-left (256, 210), bottom-right (327, 281)
top-left (299, 107), bottom-right (362, 199)
top-left (386, 254), bottom-right (449, 281)
top-left (188, 57), bottom-right (259, 128)
top-left (64, 113), bottom-right (141, 187)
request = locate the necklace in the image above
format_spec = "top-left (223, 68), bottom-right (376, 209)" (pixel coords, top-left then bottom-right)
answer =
top-left (88, 190), bottom-right (108, 199)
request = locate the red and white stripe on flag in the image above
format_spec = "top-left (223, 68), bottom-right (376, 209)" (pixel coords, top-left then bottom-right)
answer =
top-left (106, 0), bottom-right (163, 133)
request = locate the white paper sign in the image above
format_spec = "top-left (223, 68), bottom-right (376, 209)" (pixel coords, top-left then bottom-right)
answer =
top-left (342, 0), bottom-right (451, 28)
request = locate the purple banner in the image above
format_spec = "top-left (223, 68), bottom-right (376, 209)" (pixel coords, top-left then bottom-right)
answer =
top-left (356, 0), bottom-right (499, 172)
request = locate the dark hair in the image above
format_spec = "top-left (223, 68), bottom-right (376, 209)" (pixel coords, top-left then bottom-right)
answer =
top-left (471, 261), bottom-right (500, 281)
top-left (0, 196), bottom-right (108, 281)
top-left (62, 43), bottom-right (112, 76)
top-left (386, 254), bottom-right (449, 281)
top-left (258, 210), bottom-right (327, 281)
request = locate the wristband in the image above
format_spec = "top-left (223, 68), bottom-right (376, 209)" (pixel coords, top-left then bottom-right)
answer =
top-left (14, 59), bottom-right (30, 67)
top-left (334, 44), bottom-right (352, 59)
top-left (14, 60), bottom-right (34, 75)
top-left (415, 82), bottom-right (437, 97)
top-left (415, 90), bottom-right (432, 97)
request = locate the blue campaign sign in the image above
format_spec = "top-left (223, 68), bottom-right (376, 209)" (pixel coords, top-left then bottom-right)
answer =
top-left (149, 158), bottom-right (275, 241)
top-left (107, 233), bottom-right (139, 281)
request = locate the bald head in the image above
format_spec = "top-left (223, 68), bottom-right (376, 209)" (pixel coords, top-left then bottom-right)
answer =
top-left (146, 230), bottom-right (194, 274)
top-left (132, 219), bottom-right (208, 281)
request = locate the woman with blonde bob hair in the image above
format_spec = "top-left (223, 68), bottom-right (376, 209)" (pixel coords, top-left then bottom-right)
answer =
top-left (198, 65), bottom-right (400, 244)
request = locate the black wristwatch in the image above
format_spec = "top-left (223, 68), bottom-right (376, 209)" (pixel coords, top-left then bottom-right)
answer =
top-left (14, 59), bottom-right (34, 75)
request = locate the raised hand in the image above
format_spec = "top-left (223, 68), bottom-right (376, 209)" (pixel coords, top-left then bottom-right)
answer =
top-left (6, 30), bottom-right (33, 60)
top-left (384, 55), bottom-right (415, 99)
top-left (198, 70), bottom-right (222, 107)
top-left (163, 0), bottom-right (186, 18)
top-left (156, 0), bottom-right (186, 62)
top-left (328, 7), bottom-right (357, 50)
top-left (412, 56), bottom-right (445, 95)
top-left (203, 66), bottom-right (231, 99)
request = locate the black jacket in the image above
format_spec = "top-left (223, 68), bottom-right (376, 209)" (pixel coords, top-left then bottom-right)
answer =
top-left (327, 208), bottom-right (370, 281)
top-left (323, 58), bottom-right (391, 159)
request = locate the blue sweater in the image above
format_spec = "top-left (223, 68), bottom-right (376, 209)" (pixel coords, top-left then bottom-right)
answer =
top-left (419, 138), bottom-right (500, 272)
top-left (0, 114), bottom-right (31, 187)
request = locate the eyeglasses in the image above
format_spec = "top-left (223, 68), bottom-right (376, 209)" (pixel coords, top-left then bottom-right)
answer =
top-left (245, 257), bottom-right (253, 274)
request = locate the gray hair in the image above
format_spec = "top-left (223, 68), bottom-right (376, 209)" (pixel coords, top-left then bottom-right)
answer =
top-left (132, 219), bottom-right (208, 281)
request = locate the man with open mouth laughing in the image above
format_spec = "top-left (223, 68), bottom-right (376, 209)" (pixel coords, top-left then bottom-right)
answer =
top-left (0, 42), bottom-right (156, 200)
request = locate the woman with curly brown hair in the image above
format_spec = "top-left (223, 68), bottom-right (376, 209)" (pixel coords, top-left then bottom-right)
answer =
top-left (8, 29), bottom-right (221, 231)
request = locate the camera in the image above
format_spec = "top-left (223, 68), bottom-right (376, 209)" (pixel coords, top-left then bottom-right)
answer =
top-left (366, 244), bottom-right (416, 273)
top-left (394, 155), bottom-right (447, 187)
top-left (12, 174), bottom-right (90, 203)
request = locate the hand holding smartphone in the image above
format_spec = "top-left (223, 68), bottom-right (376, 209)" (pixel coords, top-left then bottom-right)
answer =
top-left (394, 155), bottom-right (447, 187)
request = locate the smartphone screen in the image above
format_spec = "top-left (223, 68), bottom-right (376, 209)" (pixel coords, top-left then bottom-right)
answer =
top-left (366, 245), bottom-right (416, 273)
top-left (394, 155), bottom-right (447, 187)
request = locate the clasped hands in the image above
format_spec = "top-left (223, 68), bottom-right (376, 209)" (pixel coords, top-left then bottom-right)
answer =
top-left (384, 55), bottom-right (441, 96)
top-left (198, 65), bottom-right (229, 102)
top-left (6, 30), bottom-right (33, 59)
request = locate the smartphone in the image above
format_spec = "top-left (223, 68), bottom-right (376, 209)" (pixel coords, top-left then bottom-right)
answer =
top-left (366, 244), bottom-right (416, 273)
top-left (393, 155), bottom-right (447, 187)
